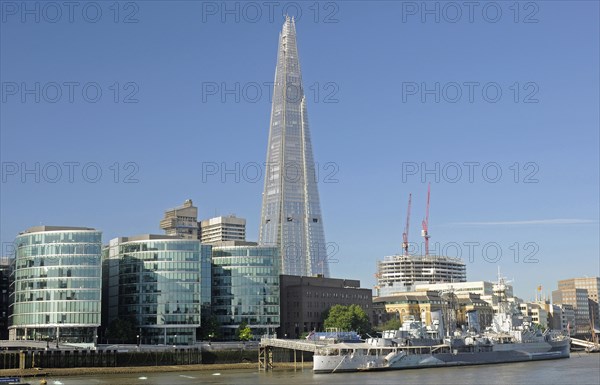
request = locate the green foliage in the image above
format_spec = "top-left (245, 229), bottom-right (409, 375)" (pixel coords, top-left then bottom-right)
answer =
top-left (236, 321), bottom-right (254, 341)
top-left (323, 304), bottom-right (371, 335)
top-left (375, 318), bottom-right (402, 332)
top-left (107, 317), bottom-right (137, 344)
top-left (299, 331), bottom-right (310, 339)
top-left (199, 314), bottom-right (221, 341)
top-left (532, 322), bottom-right (546, 331)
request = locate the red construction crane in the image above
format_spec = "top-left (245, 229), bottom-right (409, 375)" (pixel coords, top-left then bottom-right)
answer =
top-left (421, 183), bottom-right (431, 256)
top-left (401, 193), bottom-right (412, 256)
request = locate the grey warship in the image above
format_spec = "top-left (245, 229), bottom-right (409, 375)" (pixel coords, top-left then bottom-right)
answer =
top-left (313, 278), bottom-right (570, 373)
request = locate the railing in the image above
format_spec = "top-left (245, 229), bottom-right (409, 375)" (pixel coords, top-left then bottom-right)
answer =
top-left (260, 338), bottom-right (330, 353)
top-left (571, 338), bottom-right (598, 348)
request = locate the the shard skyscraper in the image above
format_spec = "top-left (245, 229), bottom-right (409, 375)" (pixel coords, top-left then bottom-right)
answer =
top-left (259, 17), bottom-right (330, 278)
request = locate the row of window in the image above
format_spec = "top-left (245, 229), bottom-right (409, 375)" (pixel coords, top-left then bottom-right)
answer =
top-left (15, 279), bottom-right (100, 291)
top-left (118, 283), bottom-right (204, 296)
top-left (119, 251), bottom-right (207, 262)
top-left (117, 261), bottom-right (207, 271)
top-left (17, 232), bottom-right (101, 246)
top-left (117, 309), bottom-right (200, 325)
top-left (16, 256), bottom-right (100, 268)
top-left (13, 301), bottom-right (100, 314)
top-left (119, 242), bottom-right (209, 253)
top-left (300, 291), bottom-right (369, 300)
top-left (18, 244), bottom-right (101, 257)
top-left (119, 293), bottom-right (200, 302)
top-left (119, 272), bottom-right (201, 283)
top-left (212, 276), bottom-right (279, 287)
top-left (212, 248), bottom-right (278, 258)
top-left (13, 290), bottom-right (100, 302)
top-left (11, 312), bottom-right (100, 326)
top-left (15, 267), bottom-right (100, 279)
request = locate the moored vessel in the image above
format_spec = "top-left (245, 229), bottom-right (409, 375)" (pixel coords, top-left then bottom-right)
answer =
top-left (313, 277), bottom-right (570, 373)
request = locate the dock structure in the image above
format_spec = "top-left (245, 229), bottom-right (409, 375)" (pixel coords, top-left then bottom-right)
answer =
top-left (258, 338), bottom-right (330, 371)
top-left (571, 338), bottom-right (599, 349)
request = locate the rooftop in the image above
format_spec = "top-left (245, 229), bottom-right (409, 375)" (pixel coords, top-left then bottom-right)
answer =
top-left (20, 226), bottom-right (97, 235)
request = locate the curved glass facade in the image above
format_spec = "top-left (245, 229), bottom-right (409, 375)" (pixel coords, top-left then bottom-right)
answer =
top-left (9, 227), bottom-right (102, 344)
top-left (105, 237), bottom-right (211, 345)
top-left (212, 246), bottom-right (280, 339)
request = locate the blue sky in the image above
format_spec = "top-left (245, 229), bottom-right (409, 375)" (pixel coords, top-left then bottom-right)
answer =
top-left (1, 1), bottom-right (598, 298)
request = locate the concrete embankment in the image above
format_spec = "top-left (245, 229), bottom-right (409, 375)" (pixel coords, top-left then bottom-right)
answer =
top-left (0, 361), bottom-right (314, 378)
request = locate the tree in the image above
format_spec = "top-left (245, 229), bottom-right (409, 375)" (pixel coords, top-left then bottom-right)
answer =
top-left (107, 317), bottom-right (137, 344)
top-left (323, 304), bottom-right (371, 335)
top-left (198, 315), bottom-right (221, 341)
top-left (236, 321), bottom-right (253, 341)
top-left (375, 318), bottom-right (402, 332)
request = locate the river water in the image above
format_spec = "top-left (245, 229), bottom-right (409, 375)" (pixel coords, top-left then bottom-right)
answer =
top-left (36, 354), bottom-right (600, 385)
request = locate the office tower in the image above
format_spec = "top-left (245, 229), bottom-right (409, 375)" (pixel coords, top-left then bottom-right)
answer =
top-left (211, 244), bottom-right (280, 339)
top-left (259, 16), bottom-right (329, 277)
top-left (103, 235), bottom-right (211, 345)
top-left (552, 288), bottom-right (591, 335)
top-left (9, 226), bottom-right (102, 345)
top-left (558, 277), bottom-right (600, 329)
top-left (200, 215), bottom-right (246, 244)
top-left (160, 199), bottom-right (200, 239)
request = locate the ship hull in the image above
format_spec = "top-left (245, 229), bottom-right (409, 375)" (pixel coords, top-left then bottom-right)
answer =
top-left (313, 341), bottom-right (570, 373)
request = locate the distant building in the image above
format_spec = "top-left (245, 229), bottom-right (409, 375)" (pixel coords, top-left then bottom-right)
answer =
top-left (552, 288), bottom-right (590, 335)
top-left (103, 235), bottom-right (211, 345)
top-left (374, 290), bottom-right (493, 330)
top-left (200, 216), bottom-right (246, 244)
top-left (455, 292), bottom-right (495, 329)
top-left (374, 291), bottom-right (443, 326)
top-left (549, 303), bottom-right (575, 333)
top-left (376, 255), bottom-right (467, 296)
top-left (519, 302), bottom-right (549, 328)
top-left (0, 258), bottom-right (11, 340)
top-left (160, 199), bottom-right (200, 239)
top-left (415, 280), bottom-right (514, 304)
top-left (558, 277), bottom-right (600, 329)
top-left (279, 275), bottom-right (372, 338)
top-left (9, 226), bottom-right (102, 346)
top-left (211, 243), bottom-right (280, 340)
top-left (372, 300), bottom-right (395, 329)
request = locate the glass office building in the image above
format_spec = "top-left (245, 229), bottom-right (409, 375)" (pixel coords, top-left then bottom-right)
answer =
top-left (9, 226), bottom-right (102, 345)
top-left (104, 235), bottom-right (211, 345)
top-left (212, 244), bottom-right (280, 340)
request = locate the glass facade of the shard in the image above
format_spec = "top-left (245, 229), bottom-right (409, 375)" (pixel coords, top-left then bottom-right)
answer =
top-left (259, 17), bottom-right (330, 278)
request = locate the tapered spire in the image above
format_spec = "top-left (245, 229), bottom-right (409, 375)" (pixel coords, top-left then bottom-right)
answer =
top-left (259, 18), bottom-right (330, 277)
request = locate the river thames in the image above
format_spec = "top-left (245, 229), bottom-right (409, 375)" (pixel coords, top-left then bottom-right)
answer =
top-left (35, 353), bottom-right (599, 385)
